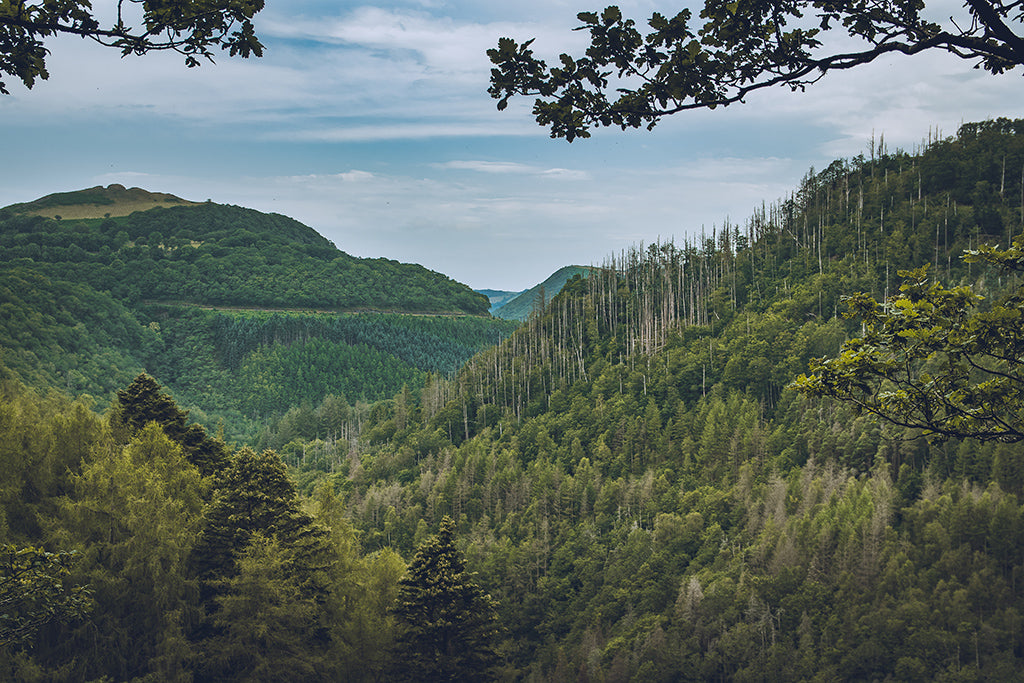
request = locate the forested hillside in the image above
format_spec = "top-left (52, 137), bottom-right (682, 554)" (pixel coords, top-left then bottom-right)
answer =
top-left (3, 119), bottom-right (1024, 681)
top-left (0, 190), bottom-right (516, 440)
top-left (0, 192), bottom-right (489, 312)
top-left (288, 118), bottom-right (1024, 679)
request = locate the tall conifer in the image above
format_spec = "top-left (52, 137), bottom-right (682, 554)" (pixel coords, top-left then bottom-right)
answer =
top-left (393, 516), bottom-right (500, 682)
top-left (113, 374), bottom-right (228, 476)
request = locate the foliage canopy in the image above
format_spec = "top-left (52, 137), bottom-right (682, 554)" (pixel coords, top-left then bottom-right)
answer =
top-left (0, 544), bottom-right (90, 646)
top-left (0, 0), bottom-right (265, 94)
top-left (795, 241), bottom-right (1024, 442)
top-left (488, 1), bottom-right (1024, 140)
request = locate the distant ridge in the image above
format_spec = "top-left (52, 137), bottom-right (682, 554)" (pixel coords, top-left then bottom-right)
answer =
top-left (0, 189), bottom-right (492, 315)
top-left (4, 184), bottom-right (199, 219)
top-left (476, 288), bottom-right (526, 315)
top-left (491, 265), bottom-right (591, 321)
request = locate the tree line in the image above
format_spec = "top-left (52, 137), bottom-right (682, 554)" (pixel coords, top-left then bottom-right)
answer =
top-left (0, 202), bottom-right (490, 314)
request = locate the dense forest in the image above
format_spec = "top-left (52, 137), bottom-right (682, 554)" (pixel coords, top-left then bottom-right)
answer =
top-left (3, 119), bottom-right (1024, 681)
top-left (0, 192), bottom-right (518, 441)
top-left (0, 198), bottom-right (490, 313)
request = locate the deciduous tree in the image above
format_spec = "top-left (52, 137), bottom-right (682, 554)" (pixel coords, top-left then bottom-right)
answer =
top-left (489, 1), bottom-right (1024, 141)
top-left (49, 423), bottom-right (206, 679)
top-left (794, 238), bottom-right (1024, 442)
top-left (201, 534), bottom-right (325, 682)
top-left (0, 544), bottom-right (90, 646)
top-left (0, 0), bottom-right (265, 94)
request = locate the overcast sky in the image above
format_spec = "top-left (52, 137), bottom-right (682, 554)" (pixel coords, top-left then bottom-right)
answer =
top-left (2, 1), bottom-right (1022, 291)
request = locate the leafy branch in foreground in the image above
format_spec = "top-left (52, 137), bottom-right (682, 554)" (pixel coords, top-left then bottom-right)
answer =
top-left (0, 0), bottom-right (265, 94)
top-left (794, 238), bottom-right (1024, 442)
top-left (0, 544), bottom-right (91, 646)
top-left (488, 1), bottom-right (1024, 140)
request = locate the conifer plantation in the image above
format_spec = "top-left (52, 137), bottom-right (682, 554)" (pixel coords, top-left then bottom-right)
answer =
top-left (3, 119), bottom-right (1024, 680)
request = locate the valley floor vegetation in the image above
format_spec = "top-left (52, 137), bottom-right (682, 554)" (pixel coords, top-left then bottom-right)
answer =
top-left (3, 119), bottom-right (1024, 680)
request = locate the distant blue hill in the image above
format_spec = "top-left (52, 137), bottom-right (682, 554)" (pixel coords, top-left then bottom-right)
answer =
top-left (488, 266), bottom-right (591, 321)
top-left (476, 288), bottom-right (525, 315)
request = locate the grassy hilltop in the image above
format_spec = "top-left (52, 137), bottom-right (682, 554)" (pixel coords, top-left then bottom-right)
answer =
top-left (4, 184), bottom-right (201, 219)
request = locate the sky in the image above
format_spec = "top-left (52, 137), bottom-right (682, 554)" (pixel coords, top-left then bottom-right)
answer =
top-left (1, 1), bottom-right (1023, 292)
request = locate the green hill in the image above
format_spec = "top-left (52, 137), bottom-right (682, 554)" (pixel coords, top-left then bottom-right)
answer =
top-left (490, 265), bottom-right (591, 320)
top-left (0, 264), bottom-right (152, 396)
top-left (0, 192), bottom-right (489, 314)
top-left (0, 192), bottom-right (515, 439)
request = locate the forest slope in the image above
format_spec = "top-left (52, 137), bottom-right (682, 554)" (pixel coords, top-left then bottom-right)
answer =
top-left (0, 190), bottom-right (516, 439)
top-left (310, 118), bottom-right (1024, 680)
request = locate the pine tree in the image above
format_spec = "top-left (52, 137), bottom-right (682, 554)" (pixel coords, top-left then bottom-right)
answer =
top-left (190, 448), bottom-right (334, 681)
top-left (393, 516), bottom-right (500, 682)
top-left (113, 374), bottom-right (228, 476)
top-left (190, 448), bottom-right (330, 591)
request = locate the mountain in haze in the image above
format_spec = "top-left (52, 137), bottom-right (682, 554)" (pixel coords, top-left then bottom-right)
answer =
top-left (475, 288), bottom-right (525, 315)
top-left (489, 265), bottom-right (591, 320)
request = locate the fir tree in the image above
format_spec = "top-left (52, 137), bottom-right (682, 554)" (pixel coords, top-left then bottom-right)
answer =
top-left (393, 516), bottom-right (500, 682)
top-left (190, 448), bottom-right (330, 591)
top-left (113, 374), bottom-right (228, 476)
top-left (189, 448), bottom-right (334, 681)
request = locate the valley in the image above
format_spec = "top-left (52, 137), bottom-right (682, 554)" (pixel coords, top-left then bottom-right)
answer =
top-left (2, 119), bottom-right (1024, 680)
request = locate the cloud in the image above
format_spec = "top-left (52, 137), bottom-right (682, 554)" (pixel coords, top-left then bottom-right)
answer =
top-left (266, 7), bottom-right (503, 75)
top-left (278, 171), bottom-right (377, 183)
top-left (258, 5), bottom-right (591, 102)
top-left (436, 160), bottom-right (538, 173)
top-left (0, 3), bottom-right (596, 145)
top-left (434, 160), bottom-right (589, 180)
top-left (263, 3), bottom-right (589, 61)
top-left (540, 168), bottom-right (589, 180)
top-left (3, 0), bottom-right (1023, 291)
top-left (276, 121), bottom-right (539, 142)
top-left (673, 157), bottom-right (799, 184)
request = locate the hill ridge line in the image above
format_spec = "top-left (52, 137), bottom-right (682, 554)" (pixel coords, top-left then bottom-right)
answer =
top-left (142, 300), bottom-right (491, 318)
